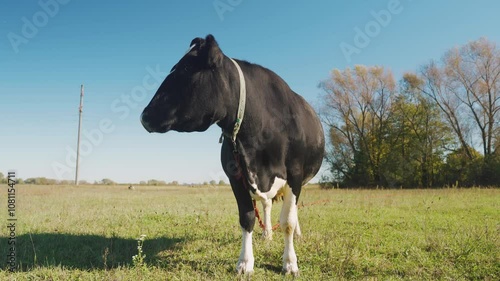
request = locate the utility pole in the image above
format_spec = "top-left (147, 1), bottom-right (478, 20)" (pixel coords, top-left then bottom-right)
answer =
top-left (75, 84), bottom-right (84, 185)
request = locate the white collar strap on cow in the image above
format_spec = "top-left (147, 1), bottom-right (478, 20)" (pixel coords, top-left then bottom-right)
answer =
top-left (219, 58), bottom-right (246, 151)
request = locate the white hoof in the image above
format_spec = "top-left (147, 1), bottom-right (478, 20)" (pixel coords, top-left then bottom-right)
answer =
top-left (282, 262), bottom-right (299, 276)
top-left (236, 259), bottom-right (254, 275)
top-left (262, 229), bottom-right (273, 240)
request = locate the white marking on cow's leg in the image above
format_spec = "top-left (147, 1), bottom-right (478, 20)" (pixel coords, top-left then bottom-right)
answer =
top-left (236, 228), bottom-right (254, 275)
top-left (261, 199), bottom-right (273, 240)
top-left (280, 186), bottom-right (299, 275)
top-left (248, 177), bottom-right (286, 240)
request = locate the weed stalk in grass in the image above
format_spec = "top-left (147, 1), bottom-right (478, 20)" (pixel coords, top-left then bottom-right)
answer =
top-left (132, 234), bottom-right (147, 268)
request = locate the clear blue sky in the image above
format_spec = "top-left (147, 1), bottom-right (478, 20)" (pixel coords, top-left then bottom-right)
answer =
top-left (1, 0), bottom-right (499, 183)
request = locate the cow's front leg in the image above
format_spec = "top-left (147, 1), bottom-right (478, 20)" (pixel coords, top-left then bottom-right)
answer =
top-left (280, 186), bottom-right (299, 275)
top-left (237, 227), bottom-right (254, 274)
top-left (232, 185), bottom-right (256, 275)
top-left (261, 198), bottom-right (273, 240)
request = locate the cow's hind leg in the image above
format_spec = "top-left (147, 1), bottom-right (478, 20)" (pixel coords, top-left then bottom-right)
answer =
top-left (280, 184), bottom-right (300, 275)
top-left (295, 218), bottom-right (302, 238)
top-left (261, 199), bottom-right (273, 240)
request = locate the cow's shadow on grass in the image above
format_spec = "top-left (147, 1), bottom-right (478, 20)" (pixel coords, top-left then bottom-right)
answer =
top-left (0, 233), bottom-right (185, 271)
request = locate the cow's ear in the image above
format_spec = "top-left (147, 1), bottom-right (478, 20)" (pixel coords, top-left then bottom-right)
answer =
top-left (189, 37), bottom-right (204, 49)
top-left (204, 34), bottom-right (223, 68)
top-left (186, 37), bottom-right (204, 55)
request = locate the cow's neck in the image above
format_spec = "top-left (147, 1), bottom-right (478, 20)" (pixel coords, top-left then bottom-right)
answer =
top-left (216, 57), bottom-right (287, 189)
top-left (217, 57), bottom-right (250, 151)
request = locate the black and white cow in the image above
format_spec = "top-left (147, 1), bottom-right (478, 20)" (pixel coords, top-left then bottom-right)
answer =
top-left (141, 34), bottom-right (325, 275)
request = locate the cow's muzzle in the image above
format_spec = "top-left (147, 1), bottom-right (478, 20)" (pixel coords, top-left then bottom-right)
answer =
top-left (140, 112), bottom-right (154, 133)
top-left (140, 111), bottom-right (171, 133)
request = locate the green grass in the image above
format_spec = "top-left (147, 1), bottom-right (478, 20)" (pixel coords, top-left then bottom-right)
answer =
top-left (0, 185), bottom-right (498, 280)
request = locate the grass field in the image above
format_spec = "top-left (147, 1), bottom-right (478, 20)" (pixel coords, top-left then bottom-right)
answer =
top-left (0, 184), bottom-right (498, 280)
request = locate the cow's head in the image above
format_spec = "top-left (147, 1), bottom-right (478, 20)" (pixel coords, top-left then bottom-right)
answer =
top-left (141, 34), bottom-right (227, 133)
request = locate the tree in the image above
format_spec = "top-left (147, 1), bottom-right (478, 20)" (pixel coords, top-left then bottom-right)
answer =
top-left (24, 177), bottom-right (56, 185)
top-left (405, 38), bottom-right (500, 185)
top-left (25, 178), bottom-right (34, 184)
top-left (0, 172), bottom-right (5, 184)
top-left (444, 38), bottom-right (500, 159)
top-left (218, 180), bottom-right (226, 185)
top-left (321, 66), bottom-right (454, 188)
top-left (147, 179), bottom-right (166, 186)
top-left (405, 65), bottom-right (474, 160)
top-left (321, 38), bottom-right (500, 187)
top-left (100, 178), bottom-right (116, 185)
top-left (387, 82), bottom-right (452, 187)
top-left (320, 65), bottom-right (396, 186)
top-left (442, 147), bottom-right (482, 186)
